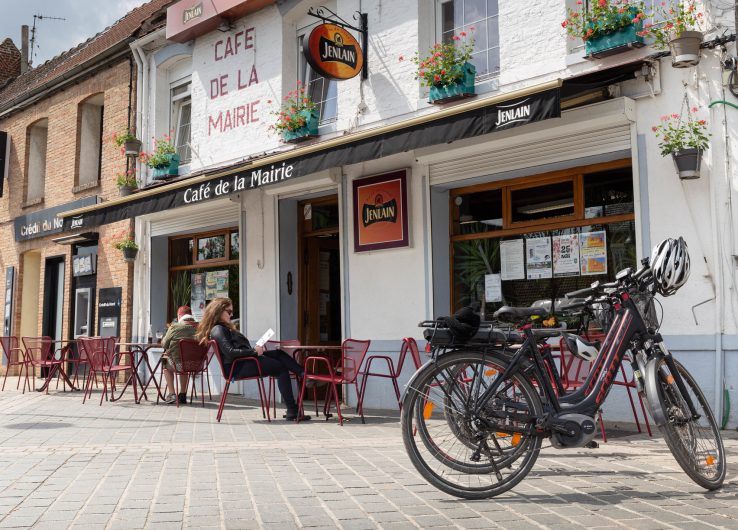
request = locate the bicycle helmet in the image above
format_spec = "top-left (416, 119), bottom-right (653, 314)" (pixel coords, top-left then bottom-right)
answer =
top-left (650, 237), bottom-right (690, 296)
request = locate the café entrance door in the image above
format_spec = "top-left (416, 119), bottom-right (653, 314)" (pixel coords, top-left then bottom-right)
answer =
top-left (298, 196), bottom-right (341, 345)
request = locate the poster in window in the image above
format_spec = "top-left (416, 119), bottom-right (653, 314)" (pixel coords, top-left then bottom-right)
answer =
top-left (484, 274), bottom-right (502, 303)
top-left (553, 234), bottom-right (580, 277)
top-left (500, 239), bottom-right (524, 280)
top-left (580, 231), bottom-right (608, 276)
top-left (191, 273), bottom-right (206, 321)
top-left (353, 170), bottom-right (409, 252)
top-left (205, 271), bottom-right (218, 299)
top-left (214, 270), bottom-right (229, 298)
top-left (526, 236), bottom-right (553, 279)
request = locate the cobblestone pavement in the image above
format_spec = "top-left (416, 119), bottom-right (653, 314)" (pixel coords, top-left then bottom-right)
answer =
top-left (0, 377), bottom-right (736, 530)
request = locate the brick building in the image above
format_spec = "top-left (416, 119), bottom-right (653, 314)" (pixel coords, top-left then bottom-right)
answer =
top-left (0, 0), bottom-right (173, 377)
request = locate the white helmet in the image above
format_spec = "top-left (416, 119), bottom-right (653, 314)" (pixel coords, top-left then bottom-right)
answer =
top-left (650, 237), bottom-right (690, 296)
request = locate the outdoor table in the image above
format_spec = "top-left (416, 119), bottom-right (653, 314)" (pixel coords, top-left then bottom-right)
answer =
top-left (115, 342), bottom-right (164, 404)
top-left (37, 340), bottom-right (78, 392)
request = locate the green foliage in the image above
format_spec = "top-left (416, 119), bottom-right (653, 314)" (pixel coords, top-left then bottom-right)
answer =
top-left (651, 109), bottom-right (709, 156)
top-left (170, 271), bottom-right (192, 320)
top-left (405, 31), bottom-right (475, 88)
top-left (562, 0), bottom-right (646, 41)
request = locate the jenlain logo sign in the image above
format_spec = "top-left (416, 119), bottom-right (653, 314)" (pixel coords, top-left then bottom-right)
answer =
top-left (304, 23), bottom-right (364, 80)
top-left (362, 194), bottom-right (397, 227)
top-left (494, 98), bottom-right (532, 128)
top-left (182, 3), bottom-right (203, 24)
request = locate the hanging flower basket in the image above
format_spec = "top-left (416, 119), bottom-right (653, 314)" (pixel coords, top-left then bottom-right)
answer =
top-left (672, 148), bottom-right (703, 179)
top-left (122, 247), bottom-right (138, 262)
top-left (585, 23), bottom-right (645, 58)
top-left (668, 31), bottom-right (703, 68)
top-left (151, 154), bottom-right (180, 180)
top-left (281, 109), bottom-right (320, 143)
top-left (123, 139), bottom-right (142, 156)
top-left (429, 62), bottom-right (476, 104)
top-left (119, 185), bottom-right (136, 197)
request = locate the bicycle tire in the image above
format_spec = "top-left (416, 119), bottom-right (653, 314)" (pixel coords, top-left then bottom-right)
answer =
top-left (401, 350), bottom-right (543, 499)
top-left (655, 358), bottom-right (726, 490)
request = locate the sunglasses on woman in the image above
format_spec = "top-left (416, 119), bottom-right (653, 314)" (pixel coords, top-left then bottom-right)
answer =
top-left (224, 308), bottom-right (233, 315)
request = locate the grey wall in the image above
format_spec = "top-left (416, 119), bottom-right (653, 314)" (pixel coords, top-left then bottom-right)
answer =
top-left (279, 198), bottom-right (299, 339)
top-left (150, 234), bottom-right (169, 337)
top-left (431, 187), bottom-right (450, 318)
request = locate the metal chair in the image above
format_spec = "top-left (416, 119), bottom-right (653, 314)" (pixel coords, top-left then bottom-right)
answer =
top-left (173, 339), bottom-right (212, 407)
top-left (357, 337), bottom-right (422, 418)
top-left (0, 337), bottom-right (27, 391)
top-left (297, 338), bottom-right (371, 425)
top-left (78, 337), bottom-right (132, 405)
top-left (264, 339), bottom-right (301, 417)
top-left (210, 340), bottom-right (271, 422)
top-left (22, 337), bottom-right (60, 394)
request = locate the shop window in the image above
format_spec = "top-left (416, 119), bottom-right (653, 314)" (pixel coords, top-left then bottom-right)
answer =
top-left (77, 94), bottom-right (104, 189)
top-left (438, 0), bottom-right (500, 79)
top-left (297, 30), bottom-right (338, 125)
top-left (168, 228), bottom-right (240, 323)
top-left (25, 118), bottom-right (48, 203)
top-left (450, 160), bottom-right (636, 322)
top-left (171, 80), bottom-right (191, 164)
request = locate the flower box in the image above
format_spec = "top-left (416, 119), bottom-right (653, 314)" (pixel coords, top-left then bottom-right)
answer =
top-left (585, 23), bottom-right (644, 59)
top-left (281, 109), bottom-right (319, 143)
top-left (151, 153), bottom-right (180, 180)
top-left (428, 62), bottom-right (476, 104)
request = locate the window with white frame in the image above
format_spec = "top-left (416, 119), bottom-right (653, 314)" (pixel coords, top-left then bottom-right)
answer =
top-left (297, 26), bottom-right (338, 125)
top-left (438, 0), bottom-right (500, 80)
top-left (170, 78), bottom-right (191, 164)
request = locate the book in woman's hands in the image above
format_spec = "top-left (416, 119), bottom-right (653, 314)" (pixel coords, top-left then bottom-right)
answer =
top-left (255, 328), bottom-right (275, 347)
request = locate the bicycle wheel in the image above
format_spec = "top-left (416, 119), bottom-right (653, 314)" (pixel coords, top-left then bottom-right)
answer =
top-left (655, 358), bottom-right (726, 489)
top-left (401, 350), bottom-right (543, 499)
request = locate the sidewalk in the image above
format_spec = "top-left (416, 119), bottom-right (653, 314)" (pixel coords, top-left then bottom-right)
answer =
top-left (0, 377), bottom-right (736, 530)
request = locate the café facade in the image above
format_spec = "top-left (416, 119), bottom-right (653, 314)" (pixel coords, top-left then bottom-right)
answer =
top-left (60, 0), bottom-right (738, 424)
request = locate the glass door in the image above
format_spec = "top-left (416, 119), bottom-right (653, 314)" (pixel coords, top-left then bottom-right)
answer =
top-left (73, 288), bottom-right (92, 338)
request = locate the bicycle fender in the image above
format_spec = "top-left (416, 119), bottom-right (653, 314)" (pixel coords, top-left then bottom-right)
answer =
top-left (643, 354), bottom-right (668, 427)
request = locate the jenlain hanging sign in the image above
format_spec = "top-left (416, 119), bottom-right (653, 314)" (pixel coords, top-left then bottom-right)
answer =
top-left (304, 23), bottom-right (364, 80)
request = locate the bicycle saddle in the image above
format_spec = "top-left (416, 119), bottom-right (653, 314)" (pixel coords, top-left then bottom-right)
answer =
top-left (562, 332), bottom-right (600, 361)
top-left (493, 306), bottom-right (548, 323)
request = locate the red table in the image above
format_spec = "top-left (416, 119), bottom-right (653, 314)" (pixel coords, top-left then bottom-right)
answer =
top-left (115, 342), bottom-right (164, 403)
top-left (36, 340), bottom-right (78, 393)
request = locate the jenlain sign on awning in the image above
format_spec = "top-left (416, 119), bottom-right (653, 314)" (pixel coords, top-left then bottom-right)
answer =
top-left (304, 23), bottom-right (364, 80)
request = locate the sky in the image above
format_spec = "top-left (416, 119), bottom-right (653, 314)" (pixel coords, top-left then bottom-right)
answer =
top-left (1, 0), bottom-right (150, 66)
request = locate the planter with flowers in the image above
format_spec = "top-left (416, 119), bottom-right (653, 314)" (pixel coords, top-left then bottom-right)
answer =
top-left (407, 31), bottom-right (476, 104)
top-left (638, 1), bottom-right (704, 68)
top-left (141, 134), bottom-right (179, 180)
top-left (270, 85), bottom-right (319, 143)
top-left (113, 234), bottom-right (139, 262)
top-left (113, 129), bottom-right (142, 157)
top-left (563, 0), bottom-right (646, 59)
top-left (116, 169), bottom-right (138, 197)
top-left (652, 108), bottom-right (709, 179)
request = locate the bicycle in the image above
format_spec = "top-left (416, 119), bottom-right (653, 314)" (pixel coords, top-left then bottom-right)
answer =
top-left (401, 258), bottom-right (726, 499)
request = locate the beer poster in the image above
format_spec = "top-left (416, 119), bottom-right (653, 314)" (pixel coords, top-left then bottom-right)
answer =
top-left (353, 170), bottom-right (409, 252)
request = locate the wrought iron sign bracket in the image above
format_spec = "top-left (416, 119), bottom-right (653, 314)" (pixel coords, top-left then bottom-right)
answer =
top-left (307, 6), bottom-right (368, 79)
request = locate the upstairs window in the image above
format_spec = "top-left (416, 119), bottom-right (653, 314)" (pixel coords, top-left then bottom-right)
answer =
top-left (439, 0), bottom-right (500, 80)
top-left (171, 79), bottom-right (191, 164)
top-left (297, 28), bottom-right (338, 125)
top-left (77, 93), bottom-right (104, 189)
top-left (26, 118), bottom-right (48, 203)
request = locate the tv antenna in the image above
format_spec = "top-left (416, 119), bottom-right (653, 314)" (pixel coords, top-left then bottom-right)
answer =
top-left (29, 14), bottom-right (67, 67)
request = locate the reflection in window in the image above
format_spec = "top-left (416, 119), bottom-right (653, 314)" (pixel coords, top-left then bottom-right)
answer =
top-left (298, 33), bottom-right (337, 124)
top-left (453, 188), bottom-right (502, 235)
top-left (230, 232), bottom-right (240, 259)
top-left (171, 81), bottom-right (191, 164)
top-left (440, 0), bottom-right (500, 78)
top-left (584, 167), bottom-right (634, 218)
top-left (170, 237), bottom-right (193, 267)
top-left (197, 235), bottom-right (226, 261)
top-left (312, 202), bottom-right (339, 231)
top-left (510, 181), bottom-right (575, 224)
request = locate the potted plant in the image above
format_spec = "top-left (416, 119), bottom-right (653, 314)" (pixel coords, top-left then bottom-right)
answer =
top-left (140, 134), bottom-right (179, 179)
top-left (563, 0), bottom-right (647, 59)
top-left (115, 169), bottom-right (138, 197)
top-left (405, 31), bottom-right (476, 104)
top-left (269, 85), bottom-right (319, 143)
top-left (113, 234), bottom-right (139, 262)
top-left (113, 129), bottom-right (142, 156)
top-left (651, 108), bottom-right (709, 179)
top-left (638, 1), bottom-right (704, 68)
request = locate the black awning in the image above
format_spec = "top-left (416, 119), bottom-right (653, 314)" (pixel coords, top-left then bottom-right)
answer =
top-left (63, 81), bottom-right (561, 230)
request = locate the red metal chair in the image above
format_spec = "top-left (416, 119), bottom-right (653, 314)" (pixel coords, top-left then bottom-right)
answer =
top-left (297, 338), bottom-right (371, 425)
top-left (1, 337), bottom-right (27, 391)
top-left (22, 337), bottom-right (62, 394)
top-left (209, 340), bottom-right (271, 422)
top-left (173, 339), bottom-right (212, 408)
top-left (358, 337), bottom-right (422, 417)
top-left (78, 337), bottom-right (133, 405)
top-left (68, 339), bottom-right (94, 391)
top-left (264, 339), bottom-right (301, 417)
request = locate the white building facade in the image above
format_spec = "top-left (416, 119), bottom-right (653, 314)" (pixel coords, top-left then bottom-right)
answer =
top-left (63, 0), bottom-right (738, 425)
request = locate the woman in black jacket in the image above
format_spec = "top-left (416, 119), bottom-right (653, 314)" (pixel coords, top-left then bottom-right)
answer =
top-left (196, 297), bottom-right (309, 421)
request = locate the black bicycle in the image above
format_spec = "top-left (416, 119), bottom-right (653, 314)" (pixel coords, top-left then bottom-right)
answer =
top-left (401, 261), bottom-right (726, 499)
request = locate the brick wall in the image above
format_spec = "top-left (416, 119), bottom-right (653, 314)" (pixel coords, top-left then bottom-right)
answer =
top-left (0, 59), bottom-right (137, 376)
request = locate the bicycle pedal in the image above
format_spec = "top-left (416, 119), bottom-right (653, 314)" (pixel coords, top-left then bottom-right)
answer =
top-left (584, 440), bottom-right (599, 449)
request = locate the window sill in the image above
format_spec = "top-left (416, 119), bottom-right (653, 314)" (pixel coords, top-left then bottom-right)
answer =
top-left (72, 181), bottom-right (100, 194)
top-left (21, 197), bottom-right (44, 209)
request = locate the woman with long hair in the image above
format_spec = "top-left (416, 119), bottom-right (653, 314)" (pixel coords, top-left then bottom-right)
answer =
top-left (196, 297), bottom-right (310, 421)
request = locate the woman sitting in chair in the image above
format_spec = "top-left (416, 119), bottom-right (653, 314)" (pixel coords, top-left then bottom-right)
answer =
top-left (195, 297), bottom-right (310, 421)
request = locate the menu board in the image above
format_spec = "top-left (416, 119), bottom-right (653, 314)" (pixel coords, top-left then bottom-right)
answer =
top-left (526, 236), bottom-right (552, 279)
top-left (553, 234), bottom-right (580, 277)
top-left (500, 239), bottom-right (524, 280)
top-left (580, 231), bottom-right (607, 276)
